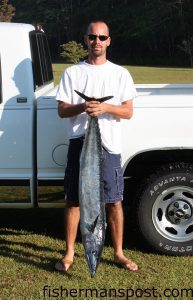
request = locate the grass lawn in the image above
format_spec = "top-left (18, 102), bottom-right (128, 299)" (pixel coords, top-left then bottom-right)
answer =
top-left (1, 208), bottom-right (193, 300)
top-left (53, 63), bottom-right (193, 85)
top-left (1, 64), bottom-right (193, 299)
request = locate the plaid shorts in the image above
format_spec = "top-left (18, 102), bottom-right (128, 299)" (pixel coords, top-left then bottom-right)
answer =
top-left (64, 137), bottom-right (124, 204)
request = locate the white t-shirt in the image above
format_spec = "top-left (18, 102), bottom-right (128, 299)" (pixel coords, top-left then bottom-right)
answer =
top-left (56, 60), bottom-right (137, 154)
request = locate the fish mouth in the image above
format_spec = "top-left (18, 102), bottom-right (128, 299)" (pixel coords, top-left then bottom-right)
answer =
top-left (91, 271), bottom-right (96, 278)
top-left (86, 249), bottom-right (100, 278)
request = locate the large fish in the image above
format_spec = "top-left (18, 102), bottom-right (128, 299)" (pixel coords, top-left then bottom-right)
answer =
top-left (75, 90), bottom-right (113, 277)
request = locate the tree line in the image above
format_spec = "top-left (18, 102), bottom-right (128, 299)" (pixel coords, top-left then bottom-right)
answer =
top-left (1, 0), bottom-right (193, 66)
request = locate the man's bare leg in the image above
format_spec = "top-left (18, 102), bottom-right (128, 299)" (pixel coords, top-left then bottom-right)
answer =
top-left (106, 201), bottom-right (138, 271)
top-left (54, 201), bottom-right (80, 271)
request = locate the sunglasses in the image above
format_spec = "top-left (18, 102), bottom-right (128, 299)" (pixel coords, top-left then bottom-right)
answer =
top-left (87, 34), bottom-right (109, 41)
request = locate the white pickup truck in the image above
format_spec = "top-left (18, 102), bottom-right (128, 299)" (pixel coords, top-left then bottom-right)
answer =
top-left (1, 22), bottom-right (193, 256)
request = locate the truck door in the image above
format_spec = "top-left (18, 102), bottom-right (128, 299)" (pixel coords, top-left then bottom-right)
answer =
top-left (0, 24), bottom-right (36, 207)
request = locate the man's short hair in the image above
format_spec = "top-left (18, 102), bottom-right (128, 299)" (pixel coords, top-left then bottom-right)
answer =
top-left (86, 20), bottom-right (110, 35)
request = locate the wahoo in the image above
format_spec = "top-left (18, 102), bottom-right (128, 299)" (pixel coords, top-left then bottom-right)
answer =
top-left (75, 90), bottom-right (113, 277)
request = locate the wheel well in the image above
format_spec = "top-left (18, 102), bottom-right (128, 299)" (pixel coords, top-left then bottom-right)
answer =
top-left (124, 149), bottom-right (193, 180)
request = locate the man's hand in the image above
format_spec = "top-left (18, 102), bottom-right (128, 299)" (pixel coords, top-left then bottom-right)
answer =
top-left (85, 99), bottom-right (133, 119)
top-left (85, 101), bottom-right (106, 117)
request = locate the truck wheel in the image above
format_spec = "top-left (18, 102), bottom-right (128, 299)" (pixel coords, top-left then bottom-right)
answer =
top-left (137, 163), bottom-right (193, 255)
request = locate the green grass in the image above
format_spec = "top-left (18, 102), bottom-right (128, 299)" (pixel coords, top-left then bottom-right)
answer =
top-left (53, 63), bottom-right (193, 85)
top-left (126, 65), bottom-right (193, 84)
top-left (1, 209), bottom-right (193, 300)
top-left (52, 63), bottom-right (72, 85)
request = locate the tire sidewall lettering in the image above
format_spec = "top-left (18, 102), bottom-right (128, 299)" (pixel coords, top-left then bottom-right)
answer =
top-left (150, 176), bottom-right (187, 196)
top-left (159, 243), bottom-right (192, 253)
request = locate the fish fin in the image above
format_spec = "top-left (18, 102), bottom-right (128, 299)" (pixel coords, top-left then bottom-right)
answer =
top-left (74, 90), bottom-right (113, 102)
top-left (97, 95), bottom-right (113, 102)
top-left (74, 90), bottom-right (92, 101)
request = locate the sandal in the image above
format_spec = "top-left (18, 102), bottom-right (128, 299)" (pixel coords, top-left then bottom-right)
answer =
top-left (114, 258), bottom-right (138, 272)
top-left (54, 257), bottom-right (74, 273)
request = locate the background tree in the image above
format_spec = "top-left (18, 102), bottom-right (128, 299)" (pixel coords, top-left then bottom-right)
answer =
top-left (12, 0), bottom-right (71, 58)
top-left (60, 41), bottom-right (88, 64)
top-left (11, 0), bottom-right (193, 67)
top-left (0, 0), bottom-right (15, 22)
top-left (178, 37), bottom-right (193, 67)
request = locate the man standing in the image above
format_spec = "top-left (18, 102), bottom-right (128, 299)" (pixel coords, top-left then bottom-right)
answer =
top-left (55, 20), bottom-right (138, 272)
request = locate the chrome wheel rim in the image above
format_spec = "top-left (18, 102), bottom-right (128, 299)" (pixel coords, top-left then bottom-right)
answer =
top-left (152, 186), bottom-right (193, 242)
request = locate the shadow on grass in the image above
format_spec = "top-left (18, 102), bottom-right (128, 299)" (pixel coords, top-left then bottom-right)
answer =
top-left (0, 208), bottom-right (65, 239)
top-left (0, 207), bottom-right (149, 273)
top-left (0, 207), bottom-right (144, 249)
top-left (0, 236), bottom-right (125, 277)
top-left (0, 245), bottom-right (74, 278)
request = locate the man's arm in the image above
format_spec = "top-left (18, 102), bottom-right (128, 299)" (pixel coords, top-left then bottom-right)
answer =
top-left (85, 100), bottom-right (133, 119)
top-left (57, 99), bottom-right (133, 119)
top-left (57, 101), bottom-right (85, 118)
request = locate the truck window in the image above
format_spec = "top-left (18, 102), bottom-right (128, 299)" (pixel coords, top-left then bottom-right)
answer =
top-left (29, 31), bottom-right (53, 90)
top-left (0, 56), bottom-right (2, 104)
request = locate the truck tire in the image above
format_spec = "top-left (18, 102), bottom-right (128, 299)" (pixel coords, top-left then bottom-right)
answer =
top-left (137, 162), bottom-right (193, 255)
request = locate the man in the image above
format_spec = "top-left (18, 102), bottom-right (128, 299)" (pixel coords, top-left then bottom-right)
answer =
top-left (55, 20), bottom-right (138, 272)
